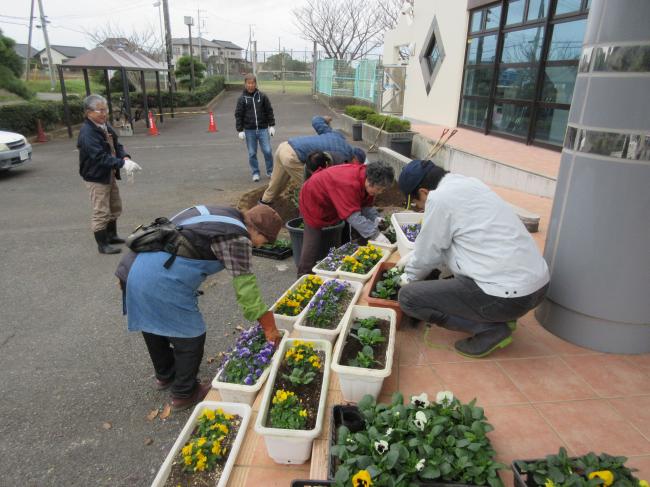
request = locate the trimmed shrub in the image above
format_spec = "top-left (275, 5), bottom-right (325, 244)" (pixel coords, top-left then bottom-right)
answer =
top-left (118, 75), bottom-right (225, 109)
top-left (344, 104), bottom-right (376, 120)
top-left (365, 113), bottom-right (411, 133)
top-left (0, 99), bottom-right (84, 135)
top-left (0, 65), bottom-right (33, 100)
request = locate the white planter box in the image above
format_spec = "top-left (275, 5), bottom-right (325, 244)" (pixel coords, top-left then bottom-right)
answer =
top-left (312, 266), bottom-right (338, 279)
top-left (391, 211), bottom-right (422, 258)
top-left (293, 279), bottom-right (363, 344)
top-left (336, 244), bottom-right (393, 284)
top-left (332, 305), bottom-right (397, 403)
top-left (254, 338), bottom-right (332, 464)
top-left (270, 275), bottom-right (324, 332)
top-left (211, 330), bottom-right (289, 405)
top-left (151, 401), bottom-right (252, 487)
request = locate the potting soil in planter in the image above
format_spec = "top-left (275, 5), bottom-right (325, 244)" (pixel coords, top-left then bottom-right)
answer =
top-left (163, 410), bottom-right (242, 487)
top-left (303, 280), bottom-right (355, 330)
top-left (339, 317), bottom-right (390, 370)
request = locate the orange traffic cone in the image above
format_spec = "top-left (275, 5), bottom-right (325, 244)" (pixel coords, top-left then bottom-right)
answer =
top-left (148, 111), bottom-right (159, 136)
top-left (36, 119), bottom-right (48, 143)
top-left (208, 111), bottom-right (218, 133)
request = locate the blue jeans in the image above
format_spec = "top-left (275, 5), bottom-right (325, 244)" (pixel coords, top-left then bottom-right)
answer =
top-left (245, 128), bottom-right (273, 176)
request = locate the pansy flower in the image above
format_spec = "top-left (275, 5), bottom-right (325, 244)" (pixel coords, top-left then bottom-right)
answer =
top-left (436, 390), bottom-right (454, 405)
top-left (374, 439), bottom-right (389, 454)
top-left (414, 410), bottom-right (427, 430)
top-left (411, 392), bottom-right (430, 408)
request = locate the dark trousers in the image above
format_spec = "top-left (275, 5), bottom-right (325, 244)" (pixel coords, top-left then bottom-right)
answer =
top-left (141, 332), bottom-right (206, 398)
top-left (398, 275), bottom-right (548, 335)
top-left (297, 219), bottom-right (345, 276)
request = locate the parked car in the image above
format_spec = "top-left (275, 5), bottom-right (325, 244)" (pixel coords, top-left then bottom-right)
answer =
top-left (0, 131), bottom-right (32, 171)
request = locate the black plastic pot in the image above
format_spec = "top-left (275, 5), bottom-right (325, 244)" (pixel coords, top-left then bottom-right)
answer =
top-left (286, 217), bottom-right (345, 267)
top-left (291, 481), bottom-right (334, 487)
top-left (252, 246), bottom-right (293, 260)
top-left (390, 137), bottom-right (413, 157)
top-left (352, 122), bottom-right (362, 141)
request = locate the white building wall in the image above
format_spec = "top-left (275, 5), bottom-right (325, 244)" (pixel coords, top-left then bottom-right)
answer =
top-left (383, 0), bottom-right (469, 127)
top-left (41, 49), bottom-right (68, 67)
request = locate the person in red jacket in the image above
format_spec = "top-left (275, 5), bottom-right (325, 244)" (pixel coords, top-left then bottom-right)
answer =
top-left (297, 161), bottom-right (394, 276)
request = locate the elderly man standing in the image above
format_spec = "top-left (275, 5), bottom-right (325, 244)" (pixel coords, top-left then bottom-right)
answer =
top-left (78, 94), bottom-right (141, 254)
top-left (260, 115), bottom-right (366, 205)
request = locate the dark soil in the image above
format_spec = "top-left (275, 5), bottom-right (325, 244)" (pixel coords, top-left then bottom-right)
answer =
top-left (265, 350), bottom-right (326, 431)
top-left (339, 319), bottom-right (390, 370)
top-left (303, 291), bottom-right (354, 329)
top-left (163, 415), bottom-right (242, 487)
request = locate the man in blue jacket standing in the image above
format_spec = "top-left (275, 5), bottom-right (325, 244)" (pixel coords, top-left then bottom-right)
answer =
top-left (234, 73), bottom-right (276, 182)
top-left (78, 94), bottom-right (142, 254)
top-left (260, 115), bottom-right (365, 205)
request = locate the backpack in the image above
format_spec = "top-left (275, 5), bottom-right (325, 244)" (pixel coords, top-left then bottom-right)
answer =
top-left (125, 206), bottom-right (248, 269)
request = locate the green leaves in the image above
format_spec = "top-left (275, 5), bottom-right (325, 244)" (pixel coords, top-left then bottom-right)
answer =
top-left (370, 267), bottom-right (404, 300)
top-left (282, 366), bottom-right (316, 385)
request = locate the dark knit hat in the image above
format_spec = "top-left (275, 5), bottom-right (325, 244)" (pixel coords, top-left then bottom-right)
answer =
top-left (246, 205), bottom-right (283, 241)
top-left (352, 147), bottom-right (366, 163)
top-left (398, 159), bottom-right (438, 195)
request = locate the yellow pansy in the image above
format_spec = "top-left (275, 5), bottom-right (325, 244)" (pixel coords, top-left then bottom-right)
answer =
top-left (217, 423), bottom-right (228, 434)
top-left (352, 469), bottom-right (373, 486)
top-left (196, 437), bottom-right (207, 447)
top-left (639, 481), bottom-right (649, 487)
top-left (211, 442), bottom-right (222, 455)
top-left (544, 480), bottom-right (554, 487)
top-left (183, 455), bottom-right (193, 466)
top-left (588, 471), bottom-right (614, 486)
top-left (181, 443), bottom-right (193, 456)
top-left (202, 409), bottom-right (215, 421)
top-left (299, 409), bottom-right (307, 417)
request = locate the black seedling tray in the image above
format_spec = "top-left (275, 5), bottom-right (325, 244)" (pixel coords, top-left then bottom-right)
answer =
top-left (291, 481), bottom-right (334, 487)
top-left (252, 246), bottom-right (293, 260)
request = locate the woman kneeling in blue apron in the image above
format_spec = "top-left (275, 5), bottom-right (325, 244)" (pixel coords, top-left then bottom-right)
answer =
top-left (115, 204), bottom-right (283, 411)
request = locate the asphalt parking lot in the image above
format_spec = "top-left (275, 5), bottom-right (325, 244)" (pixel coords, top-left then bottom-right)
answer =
top-left (0, 90), bottom-right (334, 486)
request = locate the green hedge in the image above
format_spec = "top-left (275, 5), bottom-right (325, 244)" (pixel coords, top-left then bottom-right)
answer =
top-left (0, 99), bottom-right (84, 135)
top-left (0, 65), bottom-right (33, 100)
top-left (344, 104), bottom-right (376, 120)
top-left (365, 113), bottom-right (411, 133)
top-left (114, 75), bottom-right (225, 109)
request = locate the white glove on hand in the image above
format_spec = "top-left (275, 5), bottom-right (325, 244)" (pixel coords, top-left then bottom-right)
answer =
top-left (373, 233), bottom-right (391, 244)
top-left (399, 273), bottom-right (411, 287)
top-left (396, 251), bottom-right (412, 270)
top-left (374, 216), bottom-right (384, 226)
top-left (122, 159), bottom-right (142, 175)
top-left (238, 131), bottom-right (245, 140)
top-left (269, 127), bottom-right (275, 137)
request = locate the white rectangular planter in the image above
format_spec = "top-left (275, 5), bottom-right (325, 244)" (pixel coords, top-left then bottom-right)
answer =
top-left (332, 305), bottom-right (397, 403)
top-left (211, 330), bottom-right (289, 405)
top-left (151, 401), bottom-right (252, 487)
top-left (270, 275), bottom-right (324, 332)
top-left (293, 279), bottom-right (363, 344)
top-left (312, 265), bottom-right (338, 279)
top-left (254, 338), bottom-right (332, 464)
top-left (336, 244), bottom-right (393, 284)
top-left (391, 211), bottom-right (422, 258)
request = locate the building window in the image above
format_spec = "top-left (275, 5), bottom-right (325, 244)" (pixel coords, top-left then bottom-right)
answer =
top-left (419, 16), bottom-right (445, 95)
top-left (459, 0), bottom-right (589, 148)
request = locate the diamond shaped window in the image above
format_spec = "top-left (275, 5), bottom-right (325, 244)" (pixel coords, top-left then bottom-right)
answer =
top-left (419, 17), bottom-right (445, 95)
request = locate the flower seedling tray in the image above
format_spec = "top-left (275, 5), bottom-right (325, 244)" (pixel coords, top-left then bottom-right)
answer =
top-left (364, 261), bottom-right (404, 328)
top-left (253, 246), bottom-right (293, 260)
top-left (291, 481), bottom-right (334, 487)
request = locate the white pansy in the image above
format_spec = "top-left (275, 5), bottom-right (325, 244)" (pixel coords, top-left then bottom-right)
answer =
top-left (436, 390), bottom-right (454, 405)
top-left (374, 439), bottom-right (389, 454)
top-left (410, 392), bottom-right (430, 408)
top-left (386, 428), bottom-right (393, 435)
top-left (416, 458), bottom-right (426, 471)
top-left (413, 410), bottom-right (427, 430)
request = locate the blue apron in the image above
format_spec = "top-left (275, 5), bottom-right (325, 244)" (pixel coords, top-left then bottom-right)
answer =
top-left (124, 207), bottom-right (246, 338)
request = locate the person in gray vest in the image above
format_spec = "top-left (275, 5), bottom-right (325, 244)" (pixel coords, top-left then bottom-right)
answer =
top-left (78, 94), bottom-right (142, 254)
top-left (115, 204), bottom-right (283, 411)
top-left (396, 160), bottom-right (549, 358)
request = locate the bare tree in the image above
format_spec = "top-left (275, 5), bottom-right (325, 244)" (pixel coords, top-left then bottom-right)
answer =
top-left (86, 22), bottom-right (164, 62)
top-left (293, 0), bottom-right (399, 60)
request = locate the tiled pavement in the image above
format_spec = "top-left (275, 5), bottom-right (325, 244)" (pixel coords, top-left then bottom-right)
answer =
top-left (205, 176), bottom-right (649, 485)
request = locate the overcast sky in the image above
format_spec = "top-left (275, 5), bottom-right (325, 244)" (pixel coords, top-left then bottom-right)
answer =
top-left (1, 0), bottom-right (312, 54)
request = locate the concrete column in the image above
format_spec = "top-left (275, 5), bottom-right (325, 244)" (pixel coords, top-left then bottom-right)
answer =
top-left (536, 0), bottom-right (650, 353)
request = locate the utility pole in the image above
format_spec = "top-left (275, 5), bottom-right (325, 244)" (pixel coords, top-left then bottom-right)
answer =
top-left (26, 0), bottom-right (35, 81)
top-left (312, 40), bottom-right (317, 95)
top-left (197, 9), bottom-right (206, 67)
top-left (281, 48), bottom-right (286, 94)
top-left (184, 16), bottom-right (196, 91)
top-left (161, 0), bottom-right (175, 117)
top-left (252, 40), bottom-right (257, 77)
top-left (36, 0), bottom-right (55, 90)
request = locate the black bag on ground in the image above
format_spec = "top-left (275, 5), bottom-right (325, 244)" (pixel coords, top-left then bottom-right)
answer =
top-left (125, 217), bottom-right (200, 268)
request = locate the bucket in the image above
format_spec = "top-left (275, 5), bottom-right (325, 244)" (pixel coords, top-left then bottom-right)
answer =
top-left (389, 137), bottom-right (412, 157)
top-left (352, 123), bottom-right (362, 141)
top-left (286, 217), bottom-right (345, 266)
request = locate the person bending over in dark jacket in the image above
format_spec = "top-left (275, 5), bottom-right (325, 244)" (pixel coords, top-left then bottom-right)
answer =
top-left (115, 204), bottom-right (283, 412)
top-left (78, 94), bottom-right (142, 254)
top-left (260, 115), bottom-right (366, 205)
top-left (235, 73), bottom-right (276, 182)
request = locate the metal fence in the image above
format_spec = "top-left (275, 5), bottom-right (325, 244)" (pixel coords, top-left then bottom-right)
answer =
top-left (315, 58), bottom-right (383, 105)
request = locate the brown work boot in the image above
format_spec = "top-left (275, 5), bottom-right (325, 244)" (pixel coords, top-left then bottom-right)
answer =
top-left (155, 377), bottom-right (173, 390)
top-left (171, 382), bottom-right (211, 412)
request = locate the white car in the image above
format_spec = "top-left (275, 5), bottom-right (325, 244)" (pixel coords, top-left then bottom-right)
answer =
top-left (0, 130), bottom-right (32, 171)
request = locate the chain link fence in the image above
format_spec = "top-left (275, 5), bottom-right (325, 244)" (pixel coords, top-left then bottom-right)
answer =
top-left (315, 57), bottom-right (383, 105)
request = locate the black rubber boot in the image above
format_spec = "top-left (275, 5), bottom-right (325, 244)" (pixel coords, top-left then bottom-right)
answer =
top-left (454, 323), bottom-right (512, 358)
top-left (106, 220), bottom-right (125, 244)
top-left (94, 229), bottom-right (121, 254)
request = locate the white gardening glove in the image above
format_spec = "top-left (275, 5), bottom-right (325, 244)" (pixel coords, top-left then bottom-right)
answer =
top-left (374, 216), bottom-right (384, 226)
top-left (122, 159), bottom-right (142, 175)
top-left (373, 232), bottom-right (391, 245)
top-left (238, 131), bottom-right (245, 140)
top-left (399, 273), bottom-right (411, 287)
top-left (269, 127), bottom-right (275, 137)
top-left (396, 251), bottom-right (412, 270)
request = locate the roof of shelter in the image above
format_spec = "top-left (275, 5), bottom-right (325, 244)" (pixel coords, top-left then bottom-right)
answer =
top-left (61, 46), bottom-right (166, 71)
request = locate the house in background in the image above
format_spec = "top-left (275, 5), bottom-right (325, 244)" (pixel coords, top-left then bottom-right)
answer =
top-left (171, 37), bottom-right (245, 77)
top-left (12, 43), bottom-right (37, 71)
top-left (383, 0), bottom-right (590, 149)
top-left (34, 45), bottom-right (89, 70)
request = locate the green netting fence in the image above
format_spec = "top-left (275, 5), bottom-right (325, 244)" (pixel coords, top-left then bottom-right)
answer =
top-left (316, 58), bottom-right (382, 104)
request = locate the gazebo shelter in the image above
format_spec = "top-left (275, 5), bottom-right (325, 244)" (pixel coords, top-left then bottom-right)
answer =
top-left (57, 46), bottom-right (170, 137)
